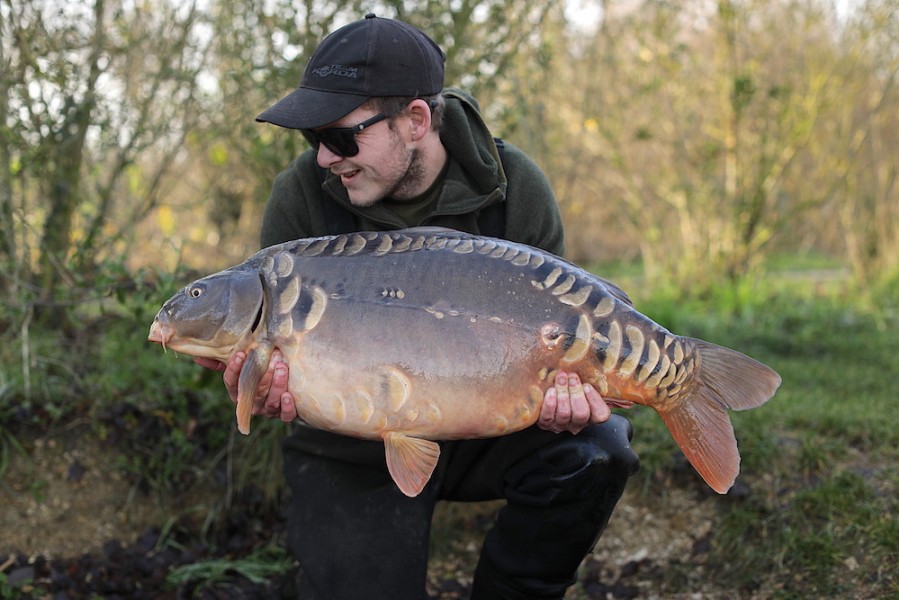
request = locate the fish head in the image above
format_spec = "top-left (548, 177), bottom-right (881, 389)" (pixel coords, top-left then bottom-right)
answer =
top-left (148, 268), bottom-right (264, 361)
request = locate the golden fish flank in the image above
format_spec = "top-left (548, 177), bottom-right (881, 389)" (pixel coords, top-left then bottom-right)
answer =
top-left (148, 227), bottom-right (781, 498)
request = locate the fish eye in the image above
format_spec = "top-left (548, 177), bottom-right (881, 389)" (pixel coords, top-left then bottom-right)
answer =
top-left (189, 286), bottom-right (204, 298)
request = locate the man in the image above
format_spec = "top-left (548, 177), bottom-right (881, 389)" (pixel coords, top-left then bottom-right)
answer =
top-left (199, 14), bottom-right (639, 599)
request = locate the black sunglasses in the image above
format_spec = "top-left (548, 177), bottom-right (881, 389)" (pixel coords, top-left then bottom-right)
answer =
top-left (301, 113), bottom-right (389, 157)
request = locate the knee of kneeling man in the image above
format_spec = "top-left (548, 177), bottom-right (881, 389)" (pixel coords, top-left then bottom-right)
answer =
top-left (577, 416), bottom-right (640, 477)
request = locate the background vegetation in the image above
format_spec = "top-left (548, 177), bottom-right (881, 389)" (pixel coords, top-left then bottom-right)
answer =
top-left (1, 0), bottom-right (896, 597)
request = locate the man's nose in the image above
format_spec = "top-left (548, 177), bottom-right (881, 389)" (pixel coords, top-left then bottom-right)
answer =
top-left (316, 145), bottom-right (343, 168)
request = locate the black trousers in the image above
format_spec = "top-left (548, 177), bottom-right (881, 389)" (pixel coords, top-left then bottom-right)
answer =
top-left (282, 414), bottom-right (639, 600)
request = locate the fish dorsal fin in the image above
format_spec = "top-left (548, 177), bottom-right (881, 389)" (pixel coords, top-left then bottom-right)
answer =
top-left (594, 275), bottom-right (633, 306)
top-left (382, 432), bottom-right (441, 497)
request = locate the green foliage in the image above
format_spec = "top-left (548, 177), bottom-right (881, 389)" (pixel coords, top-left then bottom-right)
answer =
top-left (0, 572), bottom-right (50, 600)
top-left (713, 469), bottom-right (897, 596)
top-left (166, 541), bottom-right (294, 592)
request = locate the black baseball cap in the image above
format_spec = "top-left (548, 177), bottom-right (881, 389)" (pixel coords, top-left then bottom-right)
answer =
top-left (256, 14), bottom-right (446, 130)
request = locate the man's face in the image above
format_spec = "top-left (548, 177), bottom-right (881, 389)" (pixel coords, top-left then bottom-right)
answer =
top-left (313, 106), bottom-right (424, 207)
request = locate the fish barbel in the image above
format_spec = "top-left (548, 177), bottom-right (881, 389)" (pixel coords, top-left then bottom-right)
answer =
top-left (148, 227), bottom-right (781, 497)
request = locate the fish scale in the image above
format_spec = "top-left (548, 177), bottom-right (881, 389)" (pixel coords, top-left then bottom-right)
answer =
top-left (149, 227), bottom-right (781, 497)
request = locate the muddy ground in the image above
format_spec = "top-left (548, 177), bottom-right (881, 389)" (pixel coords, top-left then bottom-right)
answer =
top-left (1, 428), bottom-right (765, 599)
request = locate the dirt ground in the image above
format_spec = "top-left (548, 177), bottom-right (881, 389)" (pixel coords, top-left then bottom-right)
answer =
top-left (0, 430), bottom-right (756, 598)
top-left (1, 432), bottom-right (165, 559)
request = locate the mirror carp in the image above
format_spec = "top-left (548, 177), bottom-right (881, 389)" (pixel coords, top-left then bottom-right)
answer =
top-left (149, 227), bottom-right (781, 497)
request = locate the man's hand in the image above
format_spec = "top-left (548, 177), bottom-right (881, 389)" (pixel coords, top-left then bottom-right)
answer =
top-left (539, 371), bottom-right (610, 434)
top-left (194, 351), bottom-right (298, 423)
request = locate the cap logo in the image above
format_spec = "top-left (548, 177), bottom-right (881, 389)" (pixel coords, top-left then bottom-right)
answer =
top-left (311, 64), bottom-right (359, 79)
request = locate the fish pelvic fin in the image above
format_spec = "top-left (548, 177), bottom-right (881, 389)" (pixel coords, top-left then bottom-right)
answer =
top-left (383, 432), bottom-right (441, 498)
top-left (659, 340), bottom-right (781, 493)
top-left (236, 345), bottom-right (273, 435)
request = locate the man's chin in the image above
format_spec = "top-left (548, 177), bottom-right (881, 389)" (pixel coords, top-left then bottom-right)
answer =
top-left (347, 194), bottom-right (380, 208)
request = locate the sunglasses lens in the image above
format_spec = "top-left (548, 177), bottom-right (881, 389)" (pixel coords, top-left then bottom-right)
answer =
top-left (301, 113), bottom-right (389, 158)
top-left (301, 129), bottom-right (359, 157)
top-left (319, 130), bottom-right (358, 157)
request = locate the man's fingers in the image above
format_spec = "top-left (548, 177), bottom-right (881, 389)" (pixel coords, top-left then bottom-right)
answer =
top-left (222, 352), bottom-right (245, 402)
top-left (540, 387), bottom-right (558, 427)
top-left (280, 393), bottom-right (298, 423)
top-left (553, 372), bottom-right (572, 425)
top-left (567, 373), bottom-right (592, 425)
top-left (585, 383), bottom-right (611, 423)
top-left (259, 363), bottom-right (289, 416)
top-left (539, 371), bottom-right (612, 434)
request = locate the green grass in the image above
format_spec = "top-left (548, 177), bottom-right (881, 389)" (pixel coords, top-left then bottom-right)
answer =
top-left (614, 280), bottom-right (899, 597)
top-left (166, 541), bottom-right (294, 592)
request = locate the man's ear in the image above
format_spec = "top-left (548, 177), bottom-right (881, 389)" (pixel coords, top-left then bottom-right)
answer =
top-left (405, 98), bottom-right (433, 141)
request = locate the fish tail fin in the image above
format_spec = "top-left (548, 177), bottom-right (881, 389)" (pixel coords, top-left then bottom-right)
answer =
top-left (659, 340), bottom-right (781, 493)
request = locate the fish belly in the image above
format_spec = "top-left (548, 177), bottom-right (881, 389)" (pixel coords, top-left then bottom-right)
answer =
top-left (281, 306), bottom-right (555, 441)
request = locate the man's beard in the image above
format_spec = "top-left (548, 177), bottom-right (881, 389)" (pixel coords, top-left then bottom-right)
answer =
top-left (384, 148), bottom-right (425, 201)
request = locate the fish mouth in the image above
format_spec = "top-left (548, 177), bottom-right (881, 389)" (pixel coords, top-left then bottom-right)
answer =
top-left (148, 318), bottom-right (174, 352)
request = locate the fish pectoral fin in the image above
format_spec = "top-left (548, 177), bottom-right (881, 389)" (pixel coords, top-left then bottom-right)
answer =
top-left (236, 345), bottom-right (272, 435)
top-left (382, 433), bottom-right (441, 498)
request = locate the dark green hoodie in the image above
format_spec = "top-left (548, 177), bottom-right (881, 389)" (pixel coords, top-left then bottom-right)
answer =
top-left (259, 88), bottom-right (564, 256)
